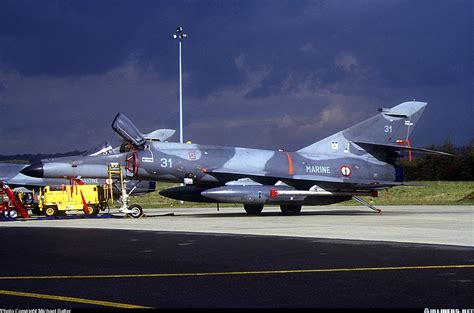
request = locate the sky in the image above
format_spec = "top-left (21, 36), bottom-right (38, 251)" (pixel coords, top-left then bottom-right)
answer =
top-left (0, 0), bottom-right (472, 154)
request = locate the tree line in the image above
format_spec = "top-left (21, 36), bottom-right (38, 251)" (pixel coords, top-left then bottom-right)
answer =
top-left (0, 151), bottom-right (84, 164)
top-left (399, 139), bottom-right (474, 181)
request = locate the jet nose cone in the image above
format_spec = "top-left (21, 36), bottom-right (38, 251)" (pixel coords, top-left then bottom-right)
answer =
top-left (21, 162), bottom-right (44, 178)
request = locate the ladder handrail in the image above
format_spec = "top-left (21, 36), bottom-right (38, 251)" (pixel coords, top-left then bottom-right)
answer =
top-left (0, 181), bottom-right (30, 218)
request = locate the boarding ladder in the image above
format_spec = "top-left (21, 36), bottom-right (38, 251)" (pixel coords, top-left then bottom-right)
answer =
top-left (107, 162), bottom-right (124, 207)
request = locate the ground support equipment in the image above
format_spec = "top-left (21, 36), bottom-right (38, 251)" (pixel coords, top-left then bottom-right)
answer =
top-left (0, 181), bottom-right (30, 219)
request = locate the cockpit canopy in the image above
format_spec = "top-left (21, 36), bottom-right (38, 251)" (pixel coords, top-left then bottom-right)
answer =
top-left (112, 113), bottom-right (147, 147)
top-left (112, 113), bottom-right (176, 150)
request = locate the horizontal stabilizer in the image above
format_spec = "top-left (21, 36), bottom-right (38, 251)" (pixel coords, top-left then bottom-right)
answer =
top-left (354, 141), bottom-right (454, 157)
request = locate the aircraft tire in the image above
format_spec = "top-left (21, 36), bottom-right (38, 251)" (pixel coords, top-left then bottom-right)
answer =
top-left (243, 204), bottom-right (264, 215)
top-left (127, 204), bottom-right (144, 218)
top-left (45, 206), bottom-right (59, 217)
top-left (8, 209), bottom-right (18, 219)
top-left (280, 204), bottom-right (302, 215)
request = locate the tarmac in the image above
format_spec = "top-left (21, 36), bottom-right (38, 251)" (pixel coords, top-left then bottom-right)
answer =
top-left (2, 205), bottom-right (473, 247)
top-left (0, 205), bottom-right (472, 308)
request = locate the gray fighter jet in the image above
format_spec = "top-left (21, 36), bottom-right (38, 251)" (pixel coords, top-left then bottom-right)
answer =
top-left (22, 101), bottom-right (450, 215)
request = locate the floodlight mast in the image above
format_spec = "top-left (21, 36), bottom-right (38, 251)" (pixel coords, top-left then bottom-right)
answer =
top-left (173, 26), bottom-right (187, 145)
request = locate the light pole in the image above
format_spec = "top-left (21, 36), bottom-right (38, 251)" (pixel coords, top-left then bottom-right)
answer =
top-left (173, 26), bottom-right (187, 144)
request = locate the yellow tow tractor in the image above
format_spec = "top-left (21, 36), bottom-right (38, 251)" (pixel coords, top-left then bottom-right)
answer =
top-left (38, 184), bottom-right (108, 217)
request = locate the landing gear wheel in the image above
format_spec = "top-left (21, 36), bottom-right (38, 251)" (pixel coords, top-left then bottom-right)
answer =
top-left (127, 204), bottom-right (144, 218)
top-left (45, 206), bottom-right (59, 217)
top-left (243, 204), bottom-right (264, 215)
top-left (8, 209), bottom-right (18, 219)
top-left (280, 204), bottom-right (302, 215)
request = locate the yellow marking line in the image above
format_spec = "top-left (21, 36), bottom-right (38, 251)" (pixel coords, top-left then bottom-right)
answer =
top-left (0, 289), bottom-right (151, 309)
top-left (0, 264), bottom-right (472, 280)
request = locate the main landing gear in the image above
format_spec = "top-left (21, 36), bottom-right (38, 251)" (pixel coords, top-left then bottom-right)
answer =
top-left (242, 199), bottom-right (381, 216)
top-left (243, 204), bottom-right (264, 215)
top-left (242, 204), bottom-right (303, 215)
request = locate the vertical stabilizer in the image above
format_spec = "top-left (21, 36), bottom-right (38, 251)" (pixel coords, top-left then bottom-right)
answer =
top-left (297, 101), bottom-right (427, 155)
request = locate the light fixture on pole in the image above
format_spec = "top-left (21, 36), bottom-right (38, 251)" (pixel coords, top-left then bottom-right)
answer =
top-left (173, 26), bottom-right (188, 144)
top-left (173, 26), bottom-right (188, 204)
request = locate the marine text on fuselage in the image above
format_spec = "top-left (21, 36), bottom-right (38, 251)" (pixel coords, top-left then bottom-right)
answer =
top-left (305, 165), bottom-right (331, 174)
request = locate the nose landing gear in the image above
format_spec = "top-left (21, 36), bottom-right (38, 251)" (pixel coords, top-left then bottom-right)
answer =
top-left (108, 162), bottom-right (144, 218)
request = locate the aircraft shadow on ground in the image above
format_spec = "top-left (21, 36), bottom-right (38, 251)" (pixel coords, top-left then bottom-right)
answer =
top-left (153, 208), bottom-right (469, 218)
top-left (174, 210), bottom-right (376, 218)
top-left (15, 208), bottom-right (468, 221)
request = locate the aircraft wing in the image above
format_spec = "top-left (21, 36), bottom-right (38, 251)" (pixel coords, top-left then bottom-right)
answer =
top-left (287, 175), bottom-right (422, 189)
top-left (206, 168), bottom-right (279, 185)
top-left (206, 168), bottom-right (419, 190)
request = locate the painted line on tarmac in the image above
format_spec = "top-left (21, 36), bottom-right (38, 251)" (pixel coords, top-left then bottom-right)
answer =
top-left (0, 264), bottom-right (472, 280)
top-left (0, 289), bottom-right (151, 308)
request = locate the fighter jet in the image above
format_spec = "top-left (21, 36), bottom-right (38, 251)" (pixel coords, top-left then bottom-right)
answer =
top-left (22, 101), bottom-right (451, 215)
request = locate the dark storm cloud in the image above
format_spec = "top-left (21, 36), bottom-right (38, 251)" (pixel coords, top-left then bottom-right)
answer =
top-left (232, 0), bottom-right (472, 98)
top-left (0, 0), bottom-right (324, 94)
top-left (0, 0), bottom-right (471, 154)
top-left (348, 1), bottom-right (471, 87)
top-left (0, 0), bottom-right (155, 76)
top-left (1, 0), bottom-right (469, 94)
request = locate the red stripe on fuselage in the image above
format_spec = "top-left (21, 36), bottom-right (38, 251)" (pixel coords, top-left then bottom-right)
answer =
top-left (286, 152), bottom-right (294, 175)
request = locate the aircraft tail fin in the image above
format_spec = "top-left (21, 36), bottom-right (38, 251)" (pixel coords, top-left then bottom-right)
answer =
top-left (297, 101), bottom-right (428, 156)
top-left (342, 100), bottom-right (427, 145)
